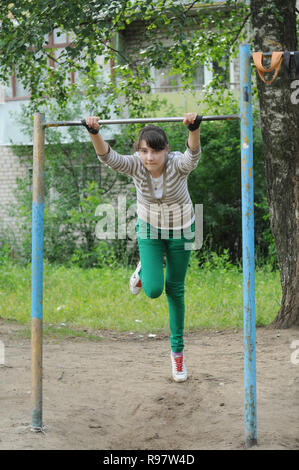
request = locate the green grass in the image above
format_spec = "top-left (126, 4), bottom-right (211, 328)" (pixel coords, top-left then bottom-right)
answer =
top-left (0, 255), bottom-right (281, 335)
top-left (14, 324), bottom-right (104, 341)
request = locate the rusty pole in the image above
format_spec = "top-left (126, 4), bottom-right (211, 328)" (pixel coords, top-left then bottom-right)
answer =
top-left (240, 44), bottom-right (257, 447)
top-left (31, 113), bottom-right (45, 431)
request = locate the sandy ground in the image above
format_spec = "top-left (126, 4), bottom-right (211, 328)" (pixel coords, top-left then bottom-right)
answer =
top-left (0, 318), bottom-right (299, 451)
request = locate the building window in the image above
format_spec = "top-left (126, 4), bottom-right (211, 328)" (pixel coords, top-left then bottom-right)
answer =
top-left (4, 29), bottom-right (75, 101)
top-left (151, 63), bottom-right (209, 92)
top-left (4, 73), bottom-right (30, 100)
top-left (212, 58), bottom-right (229, 86)
top-left (150, 56), bottom-right (236, 93)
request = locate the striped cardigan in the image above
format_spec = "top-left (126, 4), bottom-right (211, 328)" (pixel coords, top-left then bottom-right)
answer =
top-left (97, 145), bottom-right (201, 229)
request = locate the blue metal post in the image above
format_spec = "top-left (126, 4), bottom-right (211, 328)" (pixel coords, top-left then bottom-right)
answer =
top-left (239, 44), bottom-right (257, 447)
top-left (31, 112), bottom-right (45, 431)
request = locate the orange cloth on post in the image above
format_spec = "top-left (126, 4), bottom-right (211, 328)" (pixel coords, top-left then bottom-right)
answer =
top-left (252, 51), bottom-right (283, 84)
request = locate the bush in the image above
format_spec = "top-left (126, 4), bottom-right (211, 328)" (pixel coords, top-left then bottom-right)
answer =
top-left (0, 242), bottom-right (11, 265)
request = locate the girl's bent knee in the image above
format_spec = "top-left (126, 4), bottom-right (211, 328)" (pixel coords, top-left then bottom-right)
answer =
top-left (144, 286), bottom-right (163, 299)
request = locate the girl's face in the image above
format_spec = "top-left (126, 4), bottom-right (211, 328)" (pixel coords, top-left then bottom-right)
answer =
top-left (138, 140), bottom-right (169, 177)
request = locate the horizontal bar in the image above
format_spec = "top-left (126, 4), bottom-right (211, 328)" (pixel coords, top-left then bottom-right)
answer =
top-left (44, 114), bottom-right (240, 128)
top-left (251, 51), bottom-right (298, 57)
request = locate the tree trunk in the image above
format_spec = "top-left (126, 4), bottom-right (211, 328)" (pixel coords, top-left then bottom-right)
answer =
top-left (251, 0), bottom-right (299, 327)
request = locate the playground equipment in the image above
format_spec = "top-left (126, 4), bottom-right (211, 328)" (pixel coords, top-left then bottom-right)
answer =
top-left (31, 44), bottom-right (256, 446)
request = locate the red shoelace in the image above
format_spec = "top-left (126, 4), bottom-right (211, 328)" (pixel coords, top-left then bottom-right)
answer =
top-left (174, 355), bottom-right (183, 372)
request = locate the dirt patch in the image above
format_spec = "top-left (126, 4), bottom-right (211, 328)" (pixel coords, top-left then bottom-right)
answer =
top-left (0, 319), bottom-right (298, 450)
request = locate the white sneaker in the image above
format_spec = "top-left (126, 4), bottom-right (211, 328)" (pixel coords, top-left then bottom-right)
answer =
top-left (171, 352), bottom-right (187, 382)
top-left (129, 261), bottom-right (142, 295)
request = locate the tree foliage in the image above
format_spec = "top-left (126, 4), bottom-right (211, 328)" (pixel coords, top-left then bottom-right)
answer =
top-left (1, 0), bottom-right (278, 269)
top-left (0, 1), bottom-right (249, 115)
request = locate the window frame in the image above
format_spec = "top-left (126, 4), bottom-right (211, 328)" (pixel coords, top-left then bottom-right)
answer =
top-left (4, 31), bottom-right (75, 102)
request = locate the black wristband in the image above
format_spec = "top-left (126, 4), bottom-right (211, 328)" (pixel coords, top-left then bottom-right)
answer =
top-left (187, 114), bottom-right (202, 131)
top-left (81, 119), bottom-right (100, 135)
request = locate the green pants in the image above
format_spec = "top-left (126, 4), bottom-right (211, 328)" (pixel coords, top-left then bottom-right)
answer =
top-left (136, 218), bottom-right (194, 352)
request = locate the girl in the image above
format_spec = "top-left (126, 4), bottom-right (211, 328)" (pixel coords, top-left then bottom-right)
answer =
top-left (83, 113), bottom-right (201, 382)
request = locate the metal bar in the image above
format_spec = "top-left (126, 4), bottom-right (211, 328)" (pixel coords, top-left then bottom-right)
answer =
top-left (251, 51), bottom-right (297, 56)
top-left (44, 114), bottom-right (240, 128)
top-left (239, 44), bottom-right (257, 448)
top-left (31, 112), bottom-right (45, 432)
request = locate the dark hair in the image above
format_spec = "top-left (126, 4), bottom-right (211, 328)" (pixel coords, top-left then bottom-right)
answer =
top-left (134, 125), bottom-right (169, 152)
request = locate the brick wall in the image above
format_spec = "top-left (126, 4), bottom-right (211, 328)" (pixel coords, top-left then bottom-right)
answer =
top-left (0, 144), bottom-right (136, 248)
top-left (0, 145), bottom-right (30, 244)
